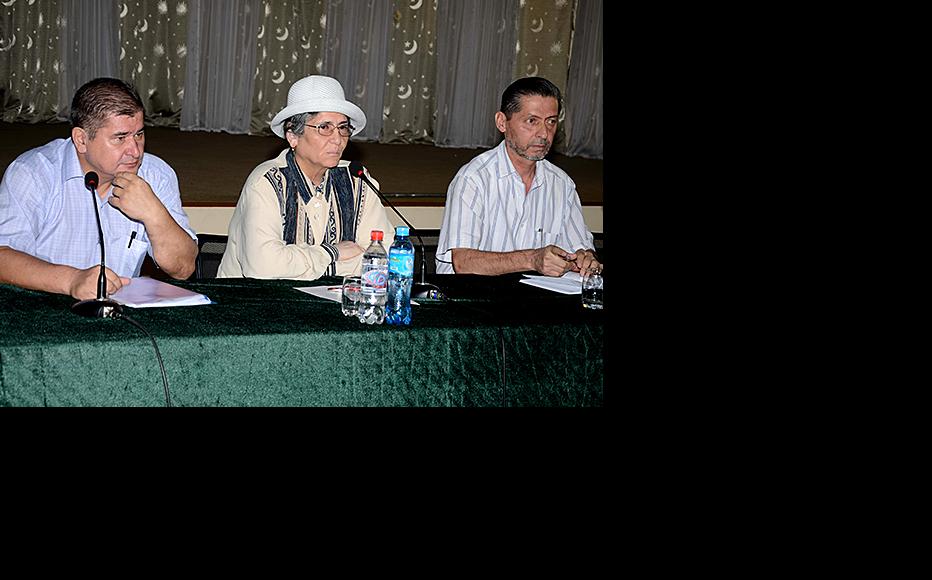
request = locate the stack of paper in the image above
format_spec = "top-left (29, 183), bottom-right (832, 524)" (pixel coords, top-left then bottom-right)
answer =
top-left (519, 271), bottom-right (583, 295)
top-left (110, 276), bottom-right (211, 308)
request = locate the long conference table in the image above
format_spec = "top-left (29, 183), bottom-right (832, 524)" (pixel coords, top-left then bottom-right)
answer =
top-left (0, 274), bottom-right (603, 407)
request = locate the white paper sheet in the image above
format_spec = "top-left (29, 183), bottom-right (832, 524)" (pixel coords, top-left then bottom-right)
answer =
top-left (110, 276), bottom-right (211, 308)
top-left (294, 285), bottom-right (419, 305)
top-left (295, 285), bottom-right (343, 303)
top-left (519, 271), bottom-right (583, 295)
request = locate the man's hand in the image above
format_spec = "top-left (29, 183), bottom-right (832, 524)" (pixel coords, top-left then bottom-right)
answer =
top-left (564, 248), bottom-right (601, 276)
top-left (68, 266), bottom-right (131, 300)
top-left (108, 172), bottom-right (196, 280)
top-left (451, 245), bottom-right (585, 277)
top-left (534, 244), bottom-right (576, 277)
top-left (108, 172), bottom-right (162, 222)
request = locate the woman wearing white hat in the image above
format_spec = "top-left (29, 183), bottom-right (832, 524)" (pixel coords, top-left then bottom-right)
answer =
top-left (218, 75), bottom-right (393, 280)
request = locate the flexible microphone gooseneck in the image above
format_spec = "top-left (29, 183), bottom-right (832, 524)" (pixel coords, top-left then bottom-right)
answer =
top-left (347, 161), bottom-right (446, 300)
top-left (69, 173), bottom-right (173, 405)
top-left (71, 171), bottom-right (124, 318)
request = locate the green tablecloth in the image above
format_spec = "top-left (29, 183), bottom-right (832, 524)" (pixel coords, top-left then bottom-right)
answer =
top-left (0, 275), bottom-right (603, 407)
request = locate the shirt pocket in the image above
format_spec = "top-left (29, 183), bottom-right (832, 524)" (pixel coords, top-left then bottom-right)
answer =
top-left (537, 229), bottom-right (563, 248)
top-left (107, 233), bottom-right (149, 278)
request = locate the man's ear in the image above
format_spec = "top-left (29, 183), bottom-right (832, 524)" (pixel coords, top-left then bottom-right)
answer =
top-left (71, 127), bottom-right (88, 153)
top-left (495, 111), bottom-right (509, 134)
top-left (285, 131), bottom-right (299, 149)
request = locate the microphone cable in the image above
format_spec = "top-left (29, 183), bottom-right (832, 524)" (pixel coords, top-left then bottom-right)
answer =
top-left (499, 326), bottom-right (507, 407)
top-left (114, 312), bottom-right (173, 407)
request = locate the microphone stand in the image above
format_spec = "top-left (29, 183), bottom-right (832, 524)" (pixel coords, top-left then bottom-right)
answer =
top-left (349, 164), bottom-right (446, 300)
top-left (72, 173), bottom-right (123, 318)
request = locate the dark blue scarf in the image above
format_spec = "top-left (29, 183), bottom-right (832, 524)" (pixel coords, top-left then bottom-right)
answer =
top-left (281, 148), bottom-right (357, 245)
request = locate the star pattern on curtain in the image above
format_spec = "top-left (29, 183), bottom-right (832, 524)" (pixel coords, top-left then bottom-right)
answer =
top-left (1, 0), bottom-right (601, 158)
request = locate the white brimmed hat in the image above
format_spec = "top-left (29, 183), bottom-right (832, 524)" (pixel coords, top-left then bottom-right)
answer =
top-left (270, 75), bottom-right (367, 138)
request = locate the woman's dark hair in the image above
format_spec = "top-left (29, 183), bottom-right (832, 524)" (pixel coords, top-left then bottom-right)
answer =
top-left (284, 112), bottom-right (318, 136)
top-left (500, 76), bottom-right (562, 119)
top-left (70, 77), bottom-right (144, 138)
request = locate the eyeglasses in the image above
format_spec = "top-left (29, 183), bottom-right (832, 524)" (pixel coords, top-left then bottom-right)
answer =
top-left (305, 122), bottom-right (354, 137)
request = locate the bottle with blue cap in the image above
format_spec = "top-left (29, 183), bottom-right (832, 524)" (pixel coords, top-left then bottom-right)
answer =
top-left (386, 225), bottom-right (414, 325)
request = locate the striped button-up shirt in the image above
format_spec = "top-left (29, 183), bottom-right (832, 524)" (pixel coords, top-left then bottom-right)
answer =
top-left (0, 138), bottom-right (196, 278)
top-left (435, 140), bottom-right (593, 274)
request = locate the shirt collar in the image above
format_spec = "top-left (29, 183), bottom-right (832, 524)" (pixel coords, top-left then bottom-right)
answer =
top-left (496, 139), bottom-right (546, 190)
top-left (495, 140), bottom-right (515, 180)
top-left (62, 138), bottom-right (85, 186)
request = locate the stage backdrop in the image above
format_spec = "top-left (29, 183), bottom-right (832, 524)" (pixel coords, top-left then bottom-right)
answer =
top-left (0, 0), bottom-right (602, 158)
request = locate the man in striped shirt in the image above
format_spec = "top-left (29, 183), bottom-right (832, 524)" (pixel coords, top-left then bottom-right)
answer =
top-left (435, 77), bottom-right (601, 277)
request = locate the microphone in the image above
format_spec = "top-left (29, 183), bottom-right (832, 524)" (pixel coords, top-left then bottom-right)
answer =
top-left (71, 171), bottom-right (123, 318)
top-left (348, 161), bottom-right (445, 300)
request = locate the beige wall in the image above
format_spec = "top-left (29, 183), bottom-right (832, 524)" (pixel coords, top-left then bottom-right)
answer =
top-left (185, 207), bottom-right (236, 236)
top-left (185, 205), bottom-right (604, 236)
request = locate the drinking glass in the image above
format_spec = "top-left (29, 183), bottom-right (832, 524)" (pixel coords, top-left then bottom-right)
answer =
top-left (341, 276), bottom-right (362, 316)
top-left (581, 269), bottom-right (603, 310)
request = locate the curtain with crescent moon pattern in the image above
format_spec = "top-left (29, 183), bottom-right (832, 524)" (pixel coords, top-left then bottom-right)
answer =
top-left (433, 0), bottom-right (518, 149)
top-left (250, 0), bottom-right (325, 135)
top-left (515, 0), bottom-right (575, 153)
top-left (118, 0), bottom-right (188, 128)
top-left (1, 0), bottom-right (602, 158)
top-left (380, 0), bottom-right (436, 144)
top-left (319, 0), bottom-right (392, 142)
top-left (563, 0), bottom-right (601, 159)
top-left (181, 0), bottom-right (260, 133)
top-left (59, 0), bottom-right (120, 120)
top-left (0, 0), bottom-right (61, 123)
top-left (515, 0), bottom-right (574, 93)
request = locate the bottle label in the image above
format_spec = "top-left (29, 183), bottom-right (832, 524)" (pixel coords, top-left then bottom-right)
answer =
top-left (361, 266), bottom-right (387, 291)
top-left (389, 253), bottom-right (414, 276)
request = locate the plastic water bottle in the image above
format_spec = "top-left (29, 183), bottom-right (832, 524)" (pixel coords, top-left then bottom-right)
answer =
top-left (358, 230), bottom-right (388, 325)
top-left (386, 226), bottom-right (414, 325)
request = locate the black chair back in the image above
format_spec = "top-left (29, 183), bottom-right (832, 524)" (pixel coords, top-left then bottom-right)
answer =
top-left (194, 234), bottom-right (228, 279)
